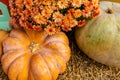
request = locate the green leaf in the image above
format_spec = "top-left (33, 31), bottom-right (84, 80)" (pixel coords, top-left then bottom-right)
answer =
top-left (0, 2), bottom-right (11, 31)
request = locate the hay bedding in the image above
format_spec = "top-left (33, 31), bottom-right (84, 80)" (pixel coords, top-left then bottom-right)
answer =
top-left (0, 31), bottom-right (120, 80)
top-left (58, 31), bottom-right (120, 80)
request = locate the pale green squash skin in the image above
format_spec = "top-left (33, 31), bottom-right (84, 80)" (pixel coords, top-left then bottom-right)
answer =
top-left (75, 1), bottom-right (120, 67)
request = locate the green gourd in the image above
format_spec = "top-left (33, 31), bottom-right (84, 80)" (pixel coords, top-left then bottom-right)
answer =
top-left (75, 1), bottom-right (120, 68)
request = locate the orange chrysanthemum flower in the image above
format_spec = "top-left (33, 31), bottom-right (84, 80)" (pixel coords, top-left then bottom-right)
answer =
top-left (61, 19), bottom-right (70, 29)
top-left (45, 26), bottom-right (56, 35)
top-left (41, 6), bottom-right (53, 19)
top-left (69, 19), bottom-right (78, 28)
top-left (10, 0), bottom-right (100, 35)
top-left (57, 0), bottom-right (68, 9)
top-left (34, 14), bottom-right (47, 24)
top-left (92, 5), bottom-right (100, 18)
top-left (10, 8), bottom-right (17, 16)
top-left (78, 20), bottom-right (86, 27)
top-left (73, 9), bottom-right (82, 18)
top-left (32, 25), bottom-right (43, 31)
top-left (68, 9), bottom-right (75, 16)
top-left (82, 9), bottom-right (91, 18)
top-left (62, 26), bottom-right (72, 32)
top-left (42, 0), bottom-right (51, 5)
top-left (24, 0), bottom-right (33, 8)
top-left (72, 0), bottom-right (81, 8)
top-left (53, 12), bottom-right (63, 22)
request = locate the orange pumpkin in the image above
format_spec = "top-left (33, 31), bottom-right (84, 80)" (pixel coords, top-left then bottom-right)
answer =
top-left (1, 29), bottom-right (71, 80)
top-left (0, 30), bottom-right (9, 58)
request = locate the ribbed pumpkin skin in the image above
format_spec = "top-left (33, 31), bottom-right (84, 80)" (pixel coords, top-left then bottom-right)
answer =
top-left (75, 1), bottom-right (120, 67)
top-left (0, 30), bottom-right (9, 58)
top-left (1, 29), bottom-right (70, 80)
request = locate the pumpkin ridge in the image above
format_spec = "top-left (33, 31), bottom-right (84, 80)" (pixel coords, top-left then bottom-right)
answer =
top-left (57, 50), bottom-right (70, 62)
top-left (37, 33), bottom-right (49, 44)
top-left (44, 40), bottom-right (68, 48)
top-left (52, 43), bottom-right (71, 62)
top-left (10, 53), bottom-right (33, 80)
top-left (16, 74), bottom-right (19, 80)
top-left (28, 61), bottom-right (37, 80)
top-left (28, 70), bottom-right (35, 80)
top-left (43, 33), bottom-right (69, 45)
top-left (7, 53), bottom-right (29, 75)
top-left (30, 53), bottom-right (52, 80)
top-left (54, 50), bottom-right (67, 62)
top-left (1, 49), bottom-right (27, 62)
top-left (27, 57), bottom-right (31, 80)
top-left (30, 68), bottom-right (37, 80)
top-left (17, 53), bottom-right (32, 80)
top-left (24, 29), bottom-right (46, 43)
top-left (48, 53), bottom-right (61, 73)
top-left (1, 51), bottom-right (28, 74)
top-left (28, 56), bottom-right (36, 80)
top-left (37, 52), bottom-right (53, 79)
top-left (9, 34), bottom-right (28, 43)
top-left (49, 52), bottom-right (66, 74)
top-left (43, 46), bottom-right (67, 63)
top-left (41, 52), bottom-right (59, 80)
top-left (24, 30), bottom-right (49, 48)
top-left (10, 29), bottom-right (28, 41)
top-left (3, 37), bottom-right (29, 53)
top-left (7, 54), bottom-right (26, 80)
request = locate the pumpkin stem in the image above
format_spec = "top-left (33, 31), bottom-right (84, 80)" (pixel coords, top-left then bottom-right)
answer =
top-left (107, 8), bottom-right (114, 14)
top-left (29, 42), bottom-right (40, 53)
